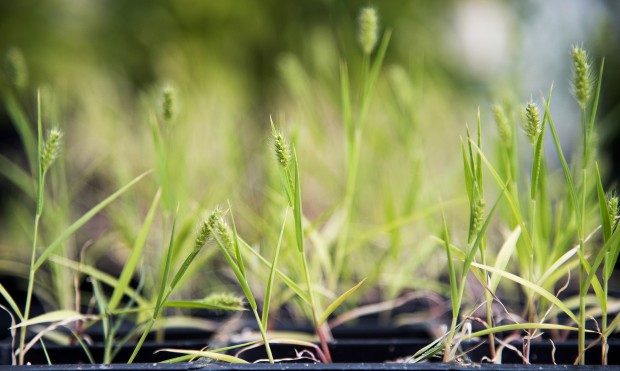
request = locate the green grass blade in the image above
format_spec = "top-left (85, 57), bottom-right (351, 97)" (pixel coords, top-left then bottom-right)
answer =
top-left (0, 282), bottom-right (23, 320)
top-left (228, 202), bottom-right (246, 278)
top-left (293, 148), bottom-right (304, 253)
top-left (156, 349), bottom-right (249, 364)
top-left (34, 170), bottom-right (150, 271)
top-left (587, 59), bottom-right (604, 144)
top-left (239, 238), bottom-right (310, 304)
top-left (490, 226), bottom-right (521, 292)
top-left (164, 300), bottom-right (245, 311)
top-left (213, 234), bottom-right (257, 311)
top-left (262, 207), bottom-right (289, 329)
top-left (545, 96), bottom-right (582, 237)
top-left (108, 189), bottom-right (161, 311)
top-left (340, 62), bottom-right (353, 144)
top-left (468, 323), bottom-right (581, 339)
top-left (318, 278), bottom-right (366, 325)
top-left (14, 310), bottom-right (91, 328)
top-left (461, 139), bottom-right (473, 201)
top-left (150, 113), bottom-right (172, 212)
top-left (441, 206), bottom-right (459, 318)
top-left (156, 208), bottom-right (178, 310)
top-left (531, 86), bottom-right (552, 200)
top-left (595, 163), bottom-right (612, 242)
top-left (471, 262), bottom-right (579, 323)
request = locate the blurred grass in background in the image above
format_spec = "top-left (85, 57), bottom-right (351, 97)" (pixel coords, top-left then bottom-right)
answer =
top-left (0, 0), bottom-right (619, 325)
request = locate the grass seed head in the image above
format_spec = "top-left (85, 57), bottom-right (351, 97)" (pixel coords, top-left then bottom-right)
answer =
top-left (522, 101), bottom-right (541, 145)
top-left (203, 293), bottom-right (245, 311)
top-left (161, 84), bottom-right (176, 122)
top-left (608, 194), bottom-right (619, 231)
top-left (471, 197), bottom-right (486, 236)
top-left (42, 128), bottom-right (63, 172)
top-left (207, 208), bottom-right (234, 252)
top-left (4, 47), bottom-right (28, 90)
top-left (272, 127), bottom-right (291, 169)
top-left (492, 104), bottom-right (511, 147)
top-left (571, 45), bottom-right (592, 110)
top-left (358, 7), bottom-right (379, 55)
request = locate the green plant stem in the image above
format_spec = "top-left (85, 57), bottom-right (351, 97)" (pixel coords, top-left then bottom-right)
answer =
top-left (251, 308), bottom-right (274, 363)
top-left (301, 250), bottom-right (332, 363)
top-left (20, 91), bottom-right (44, 366)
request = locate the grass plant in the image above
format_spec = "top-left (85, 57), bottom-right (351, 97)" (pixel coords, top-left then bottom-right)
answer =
top-left (0, 3), bottom-right (618, 367)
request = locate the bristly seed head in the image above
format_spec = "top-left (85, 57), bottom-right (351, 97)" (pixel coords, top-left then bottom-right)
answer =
top-left (4, 47), bottom-right (28, 90)
top-left (471, 197), bottom-right (486, 237)
top-left (194, 208), bottom-right (223, 250)
top-left (571, 45), bottom-right (592, 110)
top-left (161, 84), bottom-right (176, 122)
top-left (203, 293), bottom-right (245, 311)
top-left (608, 194), bottom-right (619, 231)
top-left (492, 104), bottom-right (511, 147)
top-left (522, 101), bottom-right (541, 145)
top-left (272, 127), bottom-right (291, 169)
top-left (358, 7), bottom-right (379, 55)
top-left (206, 207), bottom-right (234, 252)
top-left (42, 128), bottom-right (63, 173)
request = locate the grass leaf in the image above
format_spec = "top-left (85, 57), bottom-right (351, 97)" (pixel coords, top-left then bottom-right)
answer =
top-left (471, 262), bottom-right (579, 324)
top-left (34, 170), bottom-right (150, 271)
top-left (490, 226), bottom-right (521, 292)
top-left (156, 349), bottom-right (249, 364)
top-left (318, 278), bottom-right (366, 325)
top-left (293, 148), bottom-right (304, 253)
top-left (108, 189), bottom-right (161, 311)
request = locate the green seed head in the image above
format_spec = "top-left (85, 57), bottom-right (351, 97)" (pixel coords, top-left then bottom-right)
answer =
top-left (571, 45), bottom-right (592, 110)
top-left (4, 47), bottom-right (28, 90)
top-left (194, 220), bottom-right (212, 250)
top-left (522, 101), bottom-right (541, 145)
top-left (206, 208), bottom-right (234, 251)
top-left (203, 293), bottom-right (245, 311)
top-left (161, 84), bottom-right (176, 122)
top-left (471, 197), bottom-right (486, 236)
top-left (41, 128), bottom-right (63, 172)
top-left (358, 7), bottom-right (379, 55)
top-left (608, 194), bottom-right (618, 231)
top-left (492, 104), bottom-right (511, 146)
top-left (272, 127), bottom-right (291, 169)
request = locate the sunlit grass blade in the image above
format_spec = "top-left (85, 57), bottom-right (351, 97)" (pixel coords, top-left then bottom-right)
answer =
top-left (440, 206), bottom-right (458, 319)
top-left (108, 189), bottom-right (161, 311)
top-left (14, 310), bottom-right (94, 328)
top-left (470, 262), bottom-right (579, 323)
top-left (156, 349), bottom-right (249, 364)
top-left (490, 226), bottom-right (521, 292)
top-left (34, 170), bottom-right (151, 271)
top-left (467, 323), bottom-right (582, 339)
top-left (318, 278), bottom-right (366, 325)
top-left (213, 233), bottom-right (257, 311)
top-left (0, 283), bottom-right (23, 320)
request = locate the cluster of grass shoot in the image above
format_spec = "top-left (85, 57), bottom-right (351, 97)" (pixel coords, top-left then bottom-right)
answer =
top-left (410, 46), bottom-right (618, 365)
